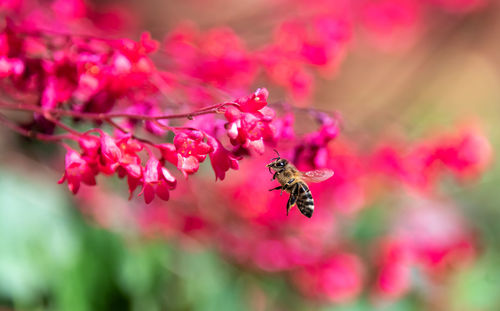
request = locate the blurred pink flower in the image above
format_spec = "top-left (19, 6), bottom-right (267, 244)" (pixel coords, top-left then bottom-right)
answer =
top-left (293, 253), bottom-right (364, 303)
top-left (164, 24), bottom-right (256, 92)
top-left (374, 238), bottom-right (412, 299)
top-left (360, 0), bottom-right (422, 51)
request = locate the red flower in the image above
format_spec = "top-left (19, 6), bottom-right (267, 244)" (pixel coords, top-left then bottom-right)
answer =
top-left (360, 0), bottom-right (422, 52)
top-left (58, 148), bottom-right (97, 194)
top-left (157, 130), bottom-right (214, 178)
top-left (206, 134), bottom-right (239, 181)
top-left (114, 135), bottom-right (144, 197)
top-left (374, 238), bottom-right (412, 299)
top-left (164, 24), bottom-right (256, 90)
top-left (293, 253), bottom-right (364, 303)
top-left (224, 88), bottom-right (276, 154)
top-left (293, 113), bottom-right (339, 169)
top-left (140, 157), bottom-right (176, 204)
top-left (99, 132), bottom-right (123, 168)
top-left (117, 32), bottom-right (159, 63)
top-left (174, 130), bottom-right (213, 176)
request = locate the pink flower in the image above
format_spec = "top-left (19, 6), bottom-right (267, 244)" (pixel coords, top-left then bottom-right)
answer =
top-left (38, 53), bottom-right (79, 109)
top-left (174, 130), bottom-right (213, 176)
top-left (58, 148), bottom-right (97, 194)
top-left (371, 124), bottom-right (492, 191)
top-left (293, 113), bottom-right (339, 169)
top-left (224, 88), bottom-right (276, 154)
top-left (0, 56), bottom-right (24, 78)
top-left (157, 130), bottom-right (214, 178)
top-left (374, 238), bottom-right (412, 299)
top-left (140, 157), bottom-right (176, 204)
top-left (394, 196), bottom-right (476, 271)
top-left (78, 134), bottom-right (101, 157)
top-left (51, 0), bottom-right (87, 19)
top-left (434, 125), bottom-right (492, 179)
top-left (293, 253), bottom-right (364, 303)
top-left (205, 134), bottom-right (239, 180)
top-left (100, 132), bottom-right (122, 164)
top-left (117, 32), bottom-right (159, 63)
top-left (114, 135), bottom-right (143, 197)
top-left (360, 0), bottom-right (422, 51)
top-left (164, 24), bottom-right (256, 90)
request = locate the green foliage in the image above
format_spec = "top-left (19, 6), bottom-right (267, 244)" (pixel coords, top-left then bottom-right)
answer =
top-left (0, 168), bottom-right (250, 311)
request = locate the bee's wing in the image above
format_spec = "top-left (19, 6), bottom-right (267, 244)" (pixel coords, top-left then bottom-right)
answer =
top-left (301, 169), bottom-right (334, 183)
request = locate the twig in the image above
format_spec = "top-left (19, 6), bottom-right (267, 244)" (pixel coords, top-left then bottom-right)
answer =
top-left (0, 112), bottom-right (74, 141)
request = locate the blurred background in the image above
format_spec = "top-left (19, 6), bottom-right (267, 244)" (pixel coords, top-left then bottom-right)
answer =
top-left (1, 0), bottom-right (500, 310)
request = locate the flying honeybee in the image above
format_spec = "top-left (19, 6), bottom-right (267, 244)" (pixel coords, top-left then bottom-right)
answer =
top-left (266, 151), bottom-right (334, 218)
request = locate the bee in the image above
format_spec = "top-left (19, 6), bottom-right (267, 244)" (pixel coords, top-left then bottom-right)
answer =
top-left (266, 150), bottom-right (334, 218)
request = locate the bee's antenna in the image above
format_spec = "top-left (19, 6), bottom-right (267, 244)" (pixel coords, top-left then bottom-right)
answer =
top-left (273, 149), bottom-right (280, 159)
top-left (270, 149), bottom-right (280, 162)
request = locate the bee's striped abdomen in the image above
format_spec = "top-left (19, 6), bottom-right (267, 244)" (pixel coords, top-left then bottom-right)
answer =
top-left (296, 182), bottom-right (314, 218)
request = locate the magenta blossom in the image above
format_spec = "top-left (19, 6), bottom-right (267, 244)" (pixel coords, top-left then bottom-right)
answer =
top-left (58, 148), bottom-right (97, 194)
top-left (140, 157), bottom-right (177, 204)
top-left (293, 253), bottom-right (364, 303)
top-left (158, 129), bottom-right (214, 177)
top-left (114, 135), bottom-right (143, 197)
top-left (224, 88), bottom-right (276, 154)
top-left (205, 134), bottom-right (239, 181)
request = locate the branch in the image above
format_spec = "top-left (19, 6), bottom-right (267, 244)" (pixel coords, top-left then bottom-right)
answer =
top-left (0, 101), bottom-right (236, 121)
top-left (0, 112), bottom-right (74, 141)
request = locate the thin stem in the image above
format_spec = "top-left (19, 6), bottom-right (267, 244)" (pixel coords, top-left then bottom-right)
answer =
top-left (0, 112), bottom-right (75, 142)
top-left (105, 118), bottom-right (130, 134)
top-left (44, 113), bottom-right (83, 136)
top-left (0, 101), bottom-right (236, 121)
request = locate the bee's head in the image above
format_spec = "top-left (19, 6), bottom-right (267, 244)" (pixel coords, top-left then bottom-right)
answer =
top-left (266, 150), bottom-right (288, 173)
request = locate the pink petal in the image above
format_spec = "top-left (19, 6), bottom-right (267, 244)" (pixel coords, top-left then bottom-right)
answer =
top-left (226, 121), bottom-right (239, 140)
top-left (101, 133), bottom-right (122, 163)
top-left (178, 156), bottom-right (199, 175)
top-left (157, 143), bottom-right (178, 166)
top-left (126, 163), bottom-right (142, 178)
top-left (161, 167), bottom-right (177, 185)
top-left (144, 158), bottom-right (160, 183)
top-left (238, 88), bottom-right (269, 112)
top-left (143, 184), bottom-right (155, 204)
top-left (156, 182), bottom-right (170, 201)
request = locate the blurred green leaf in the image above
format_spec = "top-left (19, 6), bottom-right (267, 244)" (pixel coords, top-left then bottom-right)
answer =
top-left (0, 169), bottom-right (78, 307)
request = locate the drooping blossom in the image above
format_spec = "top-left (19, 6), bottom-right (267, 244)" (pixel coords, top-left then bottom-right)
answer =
top-left (293, 112), bottom-right (340, 170)
top-left (58, 147), bottom-right (97, 194)
top-left (158, 129), bottom-right (214, 177)
top-left (140, 157), bottom-right (177, 204)
top-left (205, 134), bottom-right (239, 181)
top-left (224, 88), bottom-right (276, 154)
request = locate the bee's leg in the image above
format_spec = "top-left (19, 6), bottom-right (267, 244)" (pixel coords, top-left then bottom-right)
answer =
top-left (271, 172), bottom-right (278, 181)
top-left (281, 178), bottom-right (295, 195)
top-left (286, 184), bottom-right (298, 216)
top-left (269, 186), bottom-right (283, 192)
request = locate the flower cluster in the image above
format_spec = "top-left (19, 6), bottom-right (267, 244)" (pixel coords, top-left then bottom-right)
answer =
top-left (58, 132), bottom-right (177, 204)
top-left (375, 195), bottom-right (477, 299)
top-left (54, 88), bottom-right (281, 203)
top-left (370, 124), bottom-right (492, 191)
